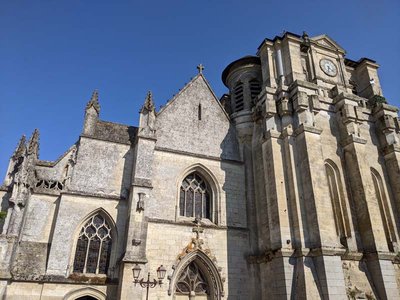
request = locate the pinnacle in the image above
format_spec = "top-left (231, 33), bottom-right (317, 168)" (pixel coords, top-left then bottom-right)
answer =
top-left (28, 129), bottom-right (40, 156)
top-left (141, 90), bottom-right (155, 112)
top-left (86, 90), bottom-right (100, 114)
top-left (12, 135), bottom-right (26, 158)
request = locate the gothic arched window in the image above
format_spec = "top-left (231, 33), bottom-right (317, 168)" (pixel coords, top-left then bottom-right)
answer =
top-left (325, 160), bottom-right (351, 248)
top-left (371, 168), bottom-right (397, 252)
top-left (176, 261), bottom-right (209, 296)
top-left (73, 214), bottom-right (112, 275)
top-left (180, 173), bottom-right (211, 220)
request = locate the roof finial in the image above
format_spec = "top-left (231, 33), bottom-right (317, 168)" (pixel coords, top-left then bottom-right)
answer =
top-left (12, 135), bottom-right (26, 159)
top-left (302, 31), bottom-right (310, 42)
top-left (141, 91), bottom-right (155, 112)
top-left (197, 64), bottom-right (204, 74)
top-left (86, 90), bottom-right (100, 114)
top-left (27, 129), bottom-right (40, 157)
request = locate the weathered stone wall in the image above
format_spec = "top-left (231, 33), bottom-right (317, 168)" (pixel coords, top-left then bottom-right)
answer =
top-left (155, 75), bottom-right (240, 161)
top-left (46, 194), bottom-right (127, 278)
top-left (21, 194), bottom-right (57, 242)
top-left (70, 137), bottom-right (133, 198)
top-left (35, 146), bottom-right (76, 182)
top-left (2, 281), bottom-right (117, 300)
top-left (118, 221), bottom-right (250, 300)
top-left (150, 150), bottom-right (246, 228)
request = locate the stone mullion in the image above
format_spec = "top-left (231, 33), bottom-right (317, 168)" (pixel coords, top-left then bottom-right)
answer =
top-left (83, 238), bottom-right (91, 274)
top-left (96, 239), bottom-right (103, 275)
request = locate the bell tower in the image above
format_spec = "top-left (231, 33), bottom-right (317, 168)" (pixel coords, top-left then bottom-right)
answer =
top-left (221, 56), bottom-right (262, 140)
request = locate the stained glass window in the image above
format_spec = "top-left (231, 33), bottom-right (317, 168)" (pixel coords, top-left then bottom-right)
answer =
top-left (73, 213), bottom-right (112, 275)
top-left (180, 173), bottom-right (211, 220)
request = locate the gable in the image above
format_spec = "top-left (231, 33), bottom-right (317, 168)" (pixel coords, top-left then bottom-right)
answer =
top-left (155, 75), bottom-right (240, 161)
top-left (311, 34), bottom-right (345, 53)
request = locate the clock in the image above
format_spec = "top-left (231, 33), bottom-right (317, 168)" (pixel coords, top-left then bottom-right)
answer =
top-left (320, 58), bottom-right (337, 77)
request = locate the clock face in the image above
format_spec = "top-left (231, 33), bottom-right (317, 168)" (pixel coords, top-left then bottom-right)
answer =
top-left (320, 58), bottom-right (337, 77)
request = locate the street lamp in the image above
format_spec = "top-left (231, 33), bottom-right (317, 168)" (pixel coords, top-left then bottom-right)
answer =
top-left (132, 264), bottom-right (167, 300)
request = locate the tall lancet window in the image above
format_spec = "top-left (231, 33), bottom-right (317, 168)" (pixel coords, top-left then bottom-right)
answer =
top-left (73, 213), bottom-right (112, 275)
top-left (180, 172), bottom-right (211, 220)
top-left (325, 160), bottom-right (351, 248)
top-left (371, 168), bottom-right (397, 252)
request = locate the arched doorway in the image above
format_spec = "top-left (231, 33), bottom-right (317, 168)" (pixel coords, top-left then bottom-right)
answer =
top-left (63, 287), bottom-right (106, 300)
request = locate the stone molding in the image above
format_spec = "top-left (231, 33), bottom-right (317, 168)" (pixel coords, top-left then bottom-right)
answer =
top-left (154, 146), bottom-right (243, 164)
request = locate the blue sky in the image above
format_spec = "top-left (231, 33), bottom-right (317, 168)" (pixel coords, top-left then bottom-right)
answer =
top-left (1, 0), bottom-right (399, 178)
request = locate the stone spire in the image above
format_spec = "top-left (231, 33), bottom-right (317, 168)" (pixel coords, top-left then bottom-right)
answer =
top-left (140, 91), bottom-right (155, 113)
top-left (12, 135), bottom-right (26, 159)
top-left (139, 91), bottom-right (156, 136)
top-left (27, 129), bottom-right (39, 157)
top-left (83, 90), bottom-right (100, 135)
top-left (86, 90), bottom-right (100, 115)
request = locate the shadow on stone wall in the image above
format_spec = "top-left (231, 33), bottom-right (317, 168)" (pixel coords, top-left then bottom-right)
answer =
top-left (220, 122), bottom-right (258, 299)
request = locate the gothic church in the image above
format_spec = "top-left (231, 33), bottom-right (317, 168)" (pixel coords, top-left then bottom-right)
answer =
top-left (1, 31), bottom-right (400, 299)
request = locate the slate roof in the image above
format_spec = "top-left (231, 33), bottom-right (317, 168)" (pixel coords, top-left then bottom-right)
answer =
top-left (92, 120), bottom-right (137, 145)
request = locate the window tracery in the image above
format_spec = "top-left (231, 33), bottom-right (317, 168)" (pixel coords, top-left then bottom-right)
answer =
top-left (180, 173), bottom-right (211, 220)
top-left (176, 262), bottom-right (209, 296)
top-left (73, 214), bottom-right (112, 275)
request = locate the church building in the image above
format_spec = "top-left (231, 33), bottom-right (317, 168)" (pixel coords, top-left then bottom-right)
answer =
top-left (1, 31), bottom-right (400, 299)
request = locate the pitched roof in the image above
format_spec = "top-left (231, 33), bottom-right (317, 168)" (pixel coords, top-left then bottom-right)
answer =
top-left (92, 120), bottom-right (137, 145)
top-left (157, 73), bottom-right (230, 121)
top-left (310, 34), bottom-right (345, 53)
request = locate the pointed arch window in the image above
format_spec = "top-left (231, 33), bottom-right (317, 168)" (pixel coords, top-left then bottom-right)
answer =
top-left (176, 261), bottom-right (209, 296)
top-left (325, 160), bottom-right (351, 248)
top-left (371, 168), bottom-right (397, 252)
top-left (180, 172), bottom-right (211, 220)
top-left (73, 213), bottom-right (112, 275)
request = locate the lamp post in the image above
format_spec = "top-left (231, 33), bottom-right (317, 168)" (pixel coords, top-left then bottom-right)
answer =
top-left (132, 264), bottom-right (167, 300)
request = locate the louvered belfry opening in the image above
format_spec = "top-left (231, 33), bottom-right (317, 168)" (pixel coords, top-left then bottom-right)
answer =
top-left (249, 79), bottom-right (261, 101)
top-left (233, 82), bottom-right (244, 112)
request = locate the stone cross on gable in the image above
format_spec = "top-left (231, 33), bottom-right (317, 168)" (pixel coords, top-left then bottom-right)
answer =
top-left (197, 64), bottom-right (204, 74)
top-left (192, 217), bottom-right (204, 239)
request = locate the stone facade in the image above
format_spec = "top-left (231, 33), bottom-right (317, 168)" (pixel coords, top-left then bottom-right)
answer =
top-left (0, 32), bottom-right (399, 299)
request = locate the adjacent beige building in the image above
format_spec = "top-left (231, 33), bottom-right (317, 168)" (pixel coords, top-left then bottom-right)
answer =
top-left (1, 31), bottom-right (400, 299)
